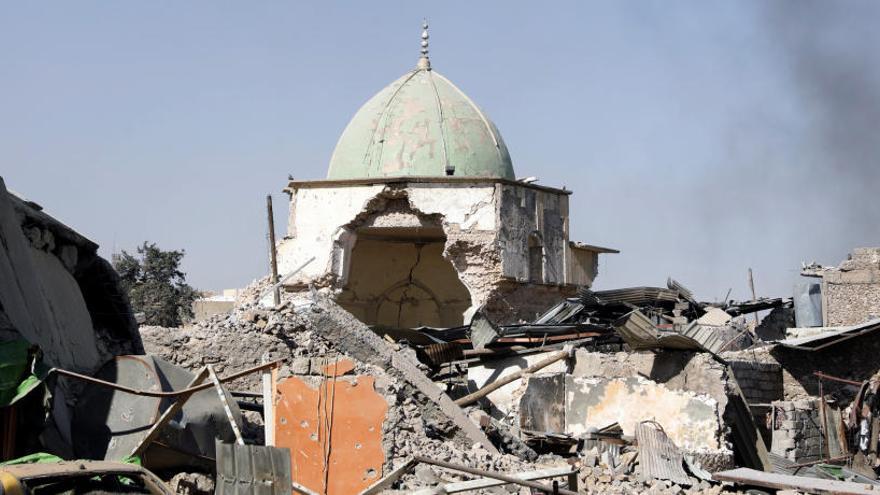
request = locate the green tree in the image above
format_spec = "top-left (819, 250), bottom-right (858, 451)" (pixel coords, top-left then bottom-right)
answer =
top-left (113, 242), bottom-right (199, 327)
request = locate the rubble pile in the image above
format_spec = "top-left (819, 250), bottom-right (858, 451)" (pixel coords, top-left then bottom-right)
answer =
top-left (5, 177), bottom-right (880, 493)
top-left (134, 269), bottom-right (880, 493)
top-left (140, 288), bottom-right (539, 490)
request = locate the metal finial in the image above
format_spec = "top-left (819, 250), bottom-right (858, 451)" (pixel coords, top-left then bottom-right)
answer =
top-left (417, 19), bottom-right (431, 70)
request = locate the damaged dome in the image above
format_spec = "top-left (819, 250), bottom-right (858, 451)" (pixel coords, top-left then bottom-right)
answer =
top-left (327, 24), bottom-right (515, 180)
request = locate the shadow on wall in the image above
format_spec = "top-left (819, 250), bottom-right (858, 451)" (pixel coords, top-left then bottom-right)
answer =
top-left (337, 234), bottom-right (472, 328)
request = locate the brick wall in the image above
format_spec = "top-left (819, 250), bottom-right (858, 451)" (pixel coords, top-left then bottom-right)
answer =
top-left (729, 360), bottom-right (784, 405)
top-left (817, 247), bottom-right (880, 326)
top-left (729, 360), bottom-right (784, 446)
top-left (770, 399), bottom-right (822, 462)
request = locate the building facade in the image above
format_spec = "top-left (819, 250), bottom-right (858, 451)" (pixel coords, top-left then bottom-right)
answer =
top-left (277, 25), bottom-right (615, 326)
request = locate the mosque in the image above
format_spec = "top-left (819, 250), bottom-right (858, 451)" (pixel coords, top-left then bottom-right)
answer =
top-left (276, 23), bottom-right (616, 327)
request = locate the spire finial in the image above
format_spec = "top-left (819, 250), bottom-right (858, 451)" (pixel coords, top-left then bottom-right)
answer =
top-left (417, 19), bottom-right (431, 70)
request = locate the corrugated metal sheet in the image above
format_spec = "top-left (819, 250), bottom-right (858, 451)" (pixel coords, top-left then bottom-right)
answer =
top-left (775, 318), bottom-right (880, 350)
top-left (612, 311), bottom-right (732, 355)
top-left (593, 287), bottom-right (680, 306)
top-left (215, 441), bottom-right (292, 495)
top-left (469, 309), bottom-right (501, 349)
top-left (535, 300), bottom-right (584, 325)
top-left (614, 311), bottom-right (707, 352)
top-left (679, 322), bottom-right (726, 354)
top-left (635, 421), bottom-right (691, 486)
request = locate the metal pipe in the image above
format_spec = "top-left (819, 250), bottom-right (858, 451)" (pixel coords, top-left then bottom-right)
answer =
top-left (258, 256), bottom-right (316, 301)
top-left (412, 456), bottom-right (577, 495)
top-left (813, 371), bottom-right (863, 386)
top-left (50, 359), bottom-right (283, 398)
top-left (267, 194), bottom-right (280, 307)
top-left (455, 347), bottom-right (572, 407)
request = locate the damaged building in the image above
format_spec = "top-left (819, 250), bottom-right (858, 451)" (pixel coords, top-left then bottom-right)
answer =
top-left (4, 22), bottom-right (880, 495)
top-left (275, 32), bottom-right (616, 327)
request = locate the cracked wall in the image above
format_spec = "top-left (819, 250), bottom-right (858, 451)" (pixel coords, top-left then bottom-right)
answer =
top-left (337, 239), bottom-right (471, 328)
top-left (278, 179), bottom-right (602, 326)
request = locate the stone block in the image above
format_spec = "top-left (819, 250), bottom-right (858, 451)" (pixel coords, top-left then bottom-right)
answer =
top-left (290, 357), bottom-right (310, 375)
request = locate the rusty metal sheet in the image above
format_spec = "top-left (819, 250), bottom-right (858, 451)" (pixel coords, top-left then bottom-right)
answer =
top-left (635, 421), bottom-right (691, 486)
top-left (275, 375), bottom-right (387, 495)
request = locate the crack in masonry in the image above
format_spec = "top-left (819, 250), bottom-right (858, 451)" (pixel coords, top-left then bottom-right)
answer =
top-left (461, 187), bottom-right (497, 227)
top-left (396, 243), bottom-right (424, 328)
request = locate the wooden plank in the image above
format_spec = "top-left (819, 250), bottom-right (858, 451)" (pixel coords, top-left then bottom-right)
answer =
top-left (437, 466), bottom-right (576, 493)
top-left (262, 359), bottom-right (276, 447)
top-left (357, 458), bottom-right (418, 495)
top-left (714, 468), bottom-right (878, 495)
top-left (208, 364), bottom-right (245, 445)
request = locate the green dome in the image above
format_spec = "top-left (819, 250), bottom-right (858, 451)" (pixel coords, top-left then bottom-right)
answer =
top-left (327, 65), bottom-right (515, 180)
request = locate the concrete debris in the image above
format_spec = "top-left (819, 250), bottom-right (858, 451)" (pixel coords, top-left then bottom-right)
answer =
top-left (168, 472), bottom-right (215, 495)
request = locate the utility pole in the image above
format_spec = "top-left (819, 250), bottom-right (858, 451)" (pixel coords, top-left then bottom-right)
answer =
top-left (748, 267), bottom-right (758, 325)
top-left (266, 195), bottom-right (280, 307)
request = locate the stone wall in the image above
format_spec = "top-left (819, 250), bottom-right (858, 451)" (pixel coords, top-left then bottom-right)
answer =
top-left (725, 332), bottom-right (880, 404)
top-left (278, 179), bottom-right (610, 325)
top-left (770, 399), bottom-right (822, 463)
top-left (728, 360), bottom-right (784, 444)
top-left (728, 360), bottom-right (784, 406)
top-left (811, 248), bottom-right (880, 326)
top-left (568, 350), bottom-right (737, 470)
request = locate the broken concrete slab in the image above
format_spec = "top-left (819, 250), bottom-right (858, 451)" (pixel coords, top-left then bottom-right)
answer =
top-left (302, 300), bottom-right (499, 454)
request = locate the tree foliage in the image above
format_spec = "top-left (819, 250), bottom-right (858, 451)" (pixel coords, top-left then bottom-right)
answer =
top-left (113, 242), bottom-right (199, 327)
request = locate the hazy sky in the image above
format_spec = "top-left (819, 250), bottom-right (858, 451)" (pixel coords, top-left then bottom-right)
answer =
top-left (3, 1), bottom-right (879, 302)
